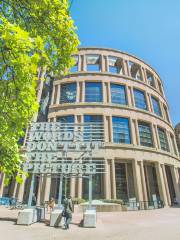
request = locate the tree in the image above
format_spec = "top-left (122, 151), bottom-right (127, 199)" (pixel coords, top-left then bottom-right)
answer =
top-left (0, 0), bottom-right (79, 182)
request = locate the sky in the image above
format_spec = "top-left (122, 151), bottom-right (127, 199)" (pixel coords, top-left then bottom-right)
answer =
top-left (71, 0), bottom-right (180, 127)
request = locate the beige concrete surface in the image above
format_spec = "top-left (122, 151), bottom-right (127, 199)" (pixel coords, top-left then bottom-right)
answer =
top-left (0, 206), bottom-right (180, 240)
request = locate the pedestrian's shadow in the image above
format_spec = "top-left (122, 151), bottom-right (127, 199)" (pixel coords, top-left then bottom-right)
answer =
top-left (43, 219), bottom-right (50, 226)
top-left (71, 219), bottom-right (83, 227)
top-left (0, 217), bottom-right (17, 223)
top-left (44, 215), bottom-right (62, 228)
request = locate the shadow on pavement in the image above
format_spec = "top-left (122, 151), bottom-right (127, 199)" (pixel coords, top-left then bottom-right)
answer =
top-left (0, 217), bottom-right (17, 223)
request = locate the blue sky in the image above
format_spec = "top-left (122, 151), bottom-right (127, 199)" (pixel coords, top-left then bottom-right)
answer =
top-left (71, 0), bottom-right (180, 126)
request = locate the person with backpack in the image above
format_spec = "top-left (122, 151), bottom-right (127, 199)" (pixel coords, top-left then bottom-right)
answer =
top-left (62, 196), bottom-right (73, 230)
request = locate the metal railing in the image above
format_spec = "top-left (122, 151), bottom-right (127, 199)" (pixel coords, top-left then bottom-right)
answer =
top-left (122, 200), bottom-right (164, 210)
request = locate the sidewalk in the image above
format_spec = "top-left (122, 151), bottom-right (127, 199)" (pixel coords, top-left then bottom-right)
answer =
top-left (0, 206), bottom-right (180, 240)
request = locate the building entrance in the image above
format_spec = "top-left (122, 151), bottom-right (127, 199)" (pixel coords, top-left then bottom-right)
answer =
top-left (115, 162), bottom-right (135, 201)
top-left (165, 165), bottom-right (176, 204)
top-left (144, 164), bottom-right (160, 203)
top-left (50, 176), bottom-right (70, 202)
top-left (82, 173), bottom-right (103, 200)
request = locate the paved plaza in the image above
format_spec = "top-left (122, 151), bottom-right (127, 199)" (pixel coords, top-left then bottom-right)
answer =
top-left (0, 206), bottom-right (180, 240)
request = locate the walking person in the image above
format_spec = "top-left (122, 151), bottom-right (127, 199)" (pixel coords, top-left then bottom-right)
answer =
top-left (32, 193), bottom-right (36, 206)
top-left (48, 197), bottom-right (55, 212)
top-left (62, 196), bottom-right (73, 230)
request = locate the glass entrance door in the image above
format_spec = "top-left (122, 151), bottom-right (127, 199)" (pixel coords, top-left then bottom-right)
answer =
top-left (165, 165), bottom-right (176, 204)
top-left (115, 163), bottom-right (128, 201)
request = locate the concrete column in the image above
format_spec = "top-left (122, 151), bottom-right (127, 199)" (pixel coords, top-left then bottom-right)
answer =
top-left (103, 115), bottom-right (109, 143)
top-left (104, 56), bottom-right (109, 72)
top-left (43, 175), bottom-right (51, 202)
top-left (126, 86), bottom-right (132, 107)
top-left (107, 82), bottom-right (111, 103)
top-left (175, 167), bottom-right (180, 186)
top-left (140, 67), bottom-right (146, 82)
top-left (76, 82), bottom-right (80, 103)
top-left (143, 68), bottom-right (148, 83)
top-left (134, 119), bottom-right (140, 145)
top-left (109, 115), bottom-right (113, 143)
top-left (132, 160), bottom-right (143, 201)
top-left (36, 176), bottom-right (42, 205)
top-left (77, 114), bottom-right (82, 198)
top-left (129, 118), bottom-right (136, 145)
top-left (125, 60), bottom-right (130, 76)
top-left (167, 132), bottom-right (174, 154)
top-left (152, 124), bottom-right (158, 149)
top-left (154, 77), bottom-right (159, 90)
top-left (155, 125), bottom-right (161, 149)
top-left (166, 130), bottom-right (171, 153)
top-left (78, 55), bottom-right (82, 71)
top-left (161, 164), bottom-right (171, 205)
top-left (12, 181), bottom-right (18, 198)
top-left (139, 161), bottom-right (148, 202)
top-left (70, 177), bottom-right (76, 198)
top-left (82, 81), bottom-right (85, 102)
top-left (111, 159), bottom-right (116, 199)
top-left (122, 59), bottom-right (128, 75)
top-left (104, 159), bottom-right (111, 199)
top-left (145, 92), bottom-right (152, 112)
top-left (50, 85), bottom-right (55, 105)
top-left (0, 173), bottom-right (5, 197)
top-left (171, 166), bottom-right (180, 203)
top-left (160, 102), bottom-right (166, 120)
top-left (82, 55), bottom-right (86, 71)
top-left (173, 135), bottom-right (179, 156)
top-left (130, 87), bottom-right (135, 106)
top-left (17, 175), bottom-right (26, 201)
top-left (101, 55), bottom-right (105, 72)
top-left (56, 84), bottom-right (60, 104)
top-left (155, 163), bottom-right (168, 206)
top-left (103, 82), bottom-right (107, 103)
top-left (77, 178), bottom-right (82, 198)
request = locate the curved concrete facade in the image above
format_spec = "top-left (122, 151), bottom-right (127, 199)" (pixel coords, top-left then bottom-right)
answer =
top-left (1, 47), bottom-right (180, 207)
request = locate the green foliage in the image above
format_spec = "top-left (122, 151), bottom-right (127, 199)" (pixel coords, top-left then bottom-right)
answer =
top-left (0, 0), bottom-right (79, 181)
top-left (101, 199), bottom-right (124, 204)
top-left (72, 198), bottom-right (86, 205)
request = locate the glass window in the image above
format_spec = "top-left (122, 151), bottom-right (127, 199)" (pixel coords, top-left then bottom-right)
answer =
top-left (112, 117), bottom-right (131, 144)
top-left (109, 65), bottom-right (119, 74)
top-left (70, 65), bottom-right (78, 72)
top-left (133, 89), bottom-right (147, 110)
top-left (129, 61), bottom-right (142, 80)
top-left (83, 172), bottom-right (103, 199)
top-left (170, 134), bottom-right (177, 155)
top-left (110, 84), bottom-right (127, 105)
top-left (146, 71), bottom-right (155, 87)
top-left (115, 163), bottom-right (128, 201)
top-left (56, 115), bottom-right (74, 123)
top-left (151, 96), bottom-right (161, 116)
top-left (56, 115), bottom-right (74, 133)
top-left (84, 115), bottom-right (103, 141)
top-left (85, 82), bottom-right (102, 102)
top-left (157, 80), bottom-right (163, 94)
top-left (108, 56), bottom-right (123, 74)
top-left (158, 127), bottom-right (169, 151)
top-left (86, 55), bottom-right (100, 71)
top-left (60, 83), bottom-right (76, 103)
top-left (70, 56), bottom-right (78, 72)
top-left (138, 122), bottom-right (153, 147)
